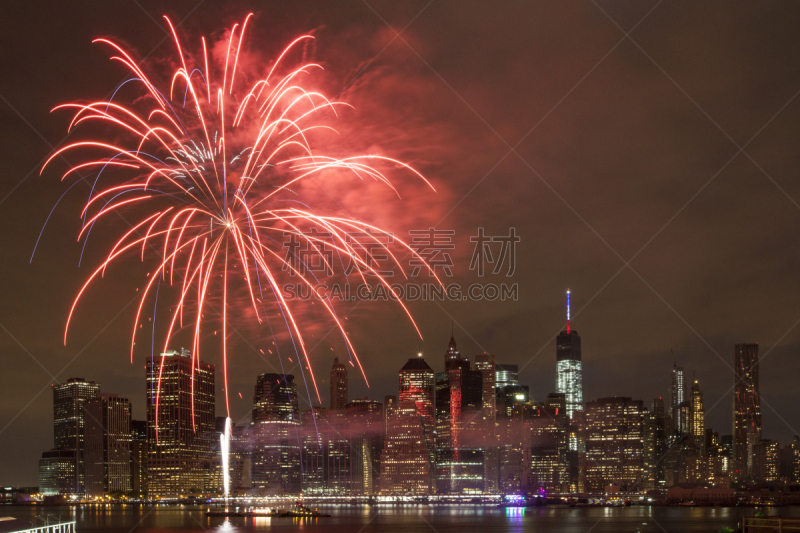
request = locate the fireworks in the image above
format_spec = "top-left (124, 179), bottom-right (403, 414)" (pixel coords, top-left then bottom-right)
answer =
top-left (40, 14), bottom-right (438, 430)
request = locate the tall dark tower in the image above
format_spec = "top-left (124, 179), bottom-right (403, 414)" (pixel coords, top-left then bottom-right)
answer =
top-left (330, 357), bottom-right (349, 412)
top-left (733, 343), bottom-right (761, 481)
top-left (556, 289), bottom-right (583, 420)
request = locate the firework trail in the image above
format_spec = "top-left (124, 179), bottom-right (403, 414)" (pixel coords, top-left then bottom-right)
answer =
top-left (39, 13), bottom-right (439, 434)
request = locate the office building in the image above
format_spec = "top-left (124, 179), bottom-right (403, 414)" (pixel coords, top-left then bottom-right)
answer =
top-left (130, 420), bottom-right (147, 495)
top-left (733, 343), bottom-right (761, 482)
top-left (475, 354), bottom-right (499, 493)
top-left (398, 354), bottom-right (435, 473)
top-left (346, 399), bottom-right (384, 495)
top-left (146, 349), bottom-right (215, 496)
top-left (495, 364), bottom-right (519, 389)
top-left (671, 364), bottom-right (685, 435)
top-left (556, 290), bottom-right (583, 422)
top-left (528, 394), bottom-right (570, 491)
top-left (330, 357), bottom-right (349, 411)
top-left (474, 353), bottom-right (497, 419)
top-left (38, 378), bottom-right (100, 495)
top-left (584, 397), bottom-right (644, 493)
top-left (690, 380), bottom-right (705, 451)
top-left (251, 373), bottom-right (301, 495)
top-left (85, 394), bottom-right (132, 496)
top-left (435, 336), bottom-right (485, 494)
top-left (380, 399), bottom-right (433, 495)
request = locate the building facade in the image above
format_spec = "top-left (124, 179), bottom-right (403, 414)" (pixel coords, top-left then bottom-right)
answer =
top-left (585, 397), bottom-right (644, 493)
top-left (146, 349), bottom-right (215, 496)
top-left (733, 343), bottom-right (761, 482)
top-left (435, 337), bottom-right (485, 494)
top-left (251, 373), bottom-right (301, 495)
top-left (85, 394), bottom-right (132, 496)
top-left (38, 378), bottom-right (100, 495)
top-left (330, 357), bottom-right (349, 412)
top-left (671, 364), bottom-right (686, 435)
top-left (556, 290), bottom-right (583, 423)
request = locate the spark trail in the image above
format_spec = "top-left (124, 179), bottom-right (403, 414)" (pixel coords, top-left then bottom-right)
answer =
top-left (40, 13), bottom-right (438, 435)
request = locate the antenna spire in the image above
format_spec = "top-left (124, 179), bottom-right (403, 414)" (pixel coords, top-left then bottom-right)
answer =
top-left (566, 288), bottom-right (571, 334)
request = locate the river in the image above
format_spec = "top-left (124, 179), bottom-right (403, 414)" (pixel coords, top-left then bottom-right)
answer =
top-left (3, 504), bottom-right (797, 532)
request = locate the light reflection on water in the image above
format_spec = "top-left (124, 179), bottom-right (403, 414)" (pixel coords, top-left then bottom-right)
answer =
top-left (3, 504), bottom-right (799, 532)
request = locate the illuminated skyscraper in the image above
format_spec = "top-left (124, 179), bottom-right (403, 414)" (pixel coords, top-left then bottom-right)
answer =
top-left (146, 349), bottom-right (215, 496)
top-left (384, 395), bottom-right (397, 429)
top-left (251, 373), bottom-right (301, 495)
top-left (528, 395), bottom-right (570, 491)
top-left (390, 354), bottom-right (436, 491)
top-left (346, 399), bottom-right (384, 495)
top-left (435, 336), bottom-right (484, 495)
top-left (495, 364), bottom-right (519, 388)
top-left (670, 363), bottom-right (686, 434)
top-left (584, 397), bottom-right (645, 493)
top-left (85, 394), bottom-right (132, 496)
top-left (130, 420), bottom-right (147, 495)
top-left (380, 399), bottom-right (433, 495)
top-left (398, 354), bottom-right (435, 450)
top-left (474, 353), bottom-right (497, 419)
top-left (690, 380), bottom-right (705, 451)
top-left (330, 357), bottom-right (348, 411)
top-left (38, 378), bottom-right (100, 495)
top-left (556, 289), bottom-right (583, 423)
top-left (474, 353), bottom-right (498, 493)
top-left (298, 409), bottom-right (351, 496)
top-left (733, 343), bottom-right (761, 481)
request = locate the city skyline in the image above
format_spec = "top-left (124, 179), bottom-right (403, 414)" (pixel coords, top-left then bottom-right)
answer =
top-left (9, 308), bottom-right (789, 488)
top-left (4, 2), bottom-right (800, 493)
top-left (32, 321), bottom-right (788, 497)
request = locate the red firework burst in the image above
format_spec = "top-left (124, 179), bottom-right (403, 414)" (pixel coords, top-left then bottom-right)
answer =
top-left (40, 14), bottom-right (439, 434)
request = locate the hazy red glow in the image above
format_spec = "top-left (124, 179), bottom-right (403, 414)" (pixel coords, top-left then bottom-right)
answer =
top-left (41, 14), bottom-right (440, 436)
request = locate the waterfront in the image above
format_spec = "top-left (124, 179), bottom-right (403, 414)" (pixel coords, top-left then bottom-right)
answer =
top-left (3, 505), bottom-right (798, 533)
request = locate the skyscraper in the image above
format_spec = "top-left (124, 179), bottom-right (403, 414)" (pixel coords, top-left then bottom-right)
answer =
top-left (733, 343), bottom-right (761, 481)
top-left (130, 420), bottom-right (147, 496)
top-left (146, 348), bottom-right (215, 496)
top-left (38, 378), bottom-right (100, 495)
top-left (670, 363), bottom-right (685, 435)
top-left (251, 373), bottom-right (301, 495)
top-left (346, 399), bottom-right (384, 495)
top-left (85, 394), bottom-right (132, 496)
top-left (474, 353), bottom-right (498, 493)
top-left (435, 336), bottom-right (484, 494)
top-left (584, 397), bottom-right (645, 493)
top-left (557, 289), bottom-right (583, 422)
top-left (330, 357), bottom-right (349, 412)
top-left (495, 364), bottom-right (519, 389)
top-left (380, 399), bottom-right (433, 495)
top-left (395, 354), bottom-right (436, 490)
top-left (398, 354), bottom-right (435, 448)
top-left (690, 380), bottom-right (705, 451)
top-left (299, 409), bottom-right (351, 496)
top-left (528, 395), bottom-right (570, 491)
top-left (474, 353), bottom-right (497, 419)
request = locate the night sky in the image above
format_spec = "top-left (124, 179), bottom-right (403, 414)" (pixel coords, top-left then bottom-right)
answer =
top-left (3, 1), bottom-right (800, 486)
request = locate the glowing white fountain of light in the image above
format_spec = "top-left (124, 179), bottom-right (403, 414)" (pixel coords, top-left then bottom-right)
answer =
top-left (221, 417), bottom-right (231, 502)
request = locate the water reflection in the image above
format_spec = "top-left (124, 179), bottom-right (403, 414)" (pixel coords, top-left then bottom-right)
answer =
top-left (2, 504), bottom-right (795, 532)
